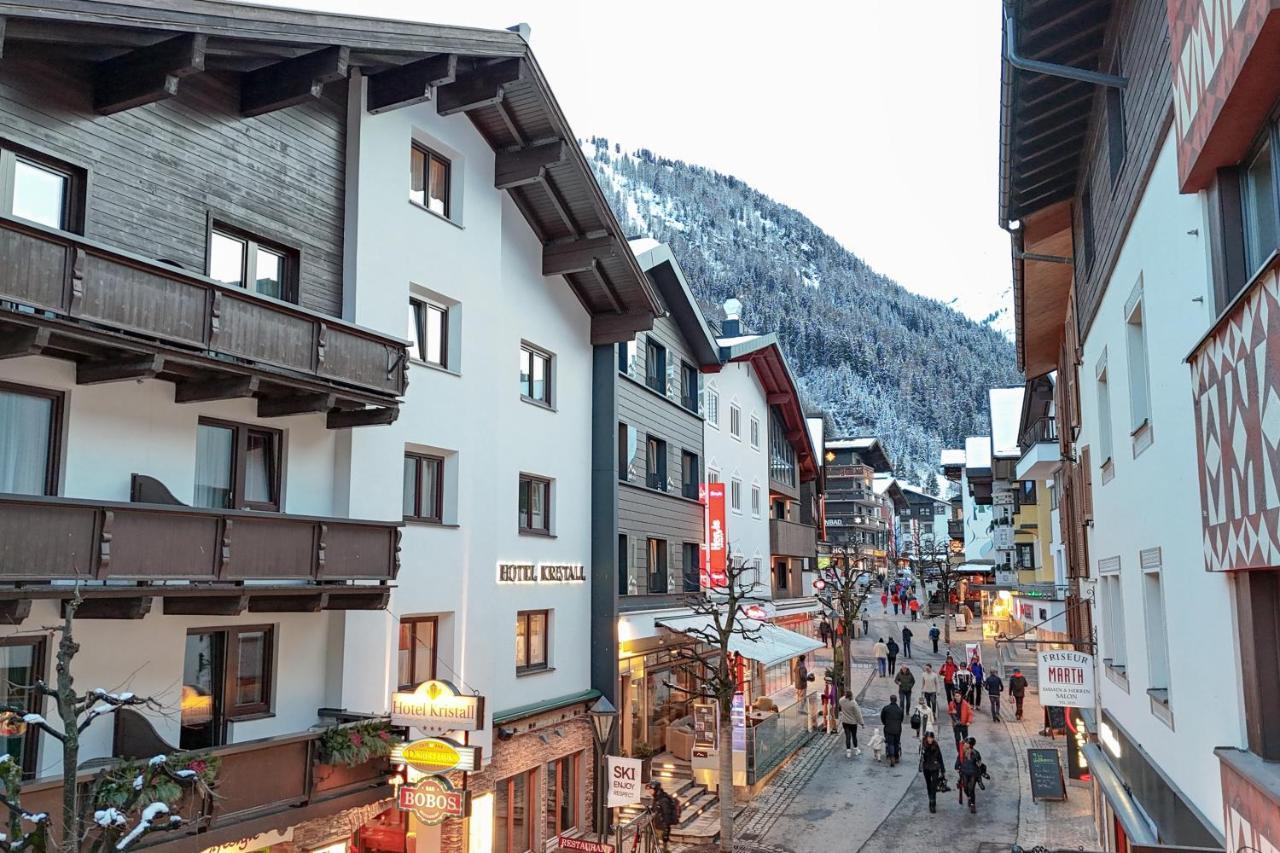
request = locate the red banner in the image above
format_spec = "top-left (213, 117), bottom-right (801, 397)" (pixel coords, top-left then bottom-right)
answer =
top-left (700, 482), bottom-right (727, 588)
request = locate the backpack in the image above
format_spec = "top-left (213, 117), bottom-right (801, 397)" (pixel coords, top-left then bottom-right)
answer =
top-left (910, 709), bottom-right (921, 730)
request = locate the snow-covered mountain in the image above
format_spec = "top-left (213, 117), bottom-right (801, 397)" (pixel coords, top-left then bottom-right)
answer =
top-left (585, 139), bottom-right (1021, 488)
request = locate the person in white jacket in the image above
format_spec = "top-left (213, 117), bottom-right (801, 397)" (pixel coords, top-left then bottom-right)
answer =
top-left (872, 638), bottom-right (889, 677)
top-left (919, 664), bottom-right (942, 715)
top-left (912, 695), bottom-right (937, 740)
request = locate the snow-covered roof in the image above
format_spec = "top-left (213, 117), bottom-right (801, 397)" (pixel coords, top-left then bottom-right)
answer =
top-left (826, 437), bottom-right (878, 450)
top-left (627, 237), bottom-right (662, 255)
top-left (872, 474), bottom-right (894, 495)
top-left (940, 448), bottom-right (966, 467)
top-left (989, 386), bottom-right (1026, 458)
top-left (716, 334), bottom-right (762, 348)
top-left (964, 436), bottom-right (992, 471)
top-left (898, 483), bottom-right (949, 505)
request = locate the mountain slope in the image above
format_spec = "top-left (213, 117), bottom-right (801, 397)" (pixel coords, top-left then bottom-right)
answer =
top-left (585, 139), bottom-right (1021, 487)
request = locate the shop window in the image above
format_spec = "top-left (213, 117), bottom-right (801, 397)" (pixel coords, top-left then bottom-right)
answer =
top-left (0, 637), bottom-right (45, 778)
top-left (0, 382), bottom-right (61, 496)
top-left (181, 626), bottom-right (273, 749)
top-left (194, 419), bottom-right (281, 511)
top-left (403, 453), bottom-right (444, 522)
top-left (410, 143), bottom-right (451, 218)
top-left (0, 146), bottom-right (84, 232)
top-left (397, 616), bottom-right (437, 690)
top-left (545, 753), bottom-right (581, 840)
top-left (518, 475), bottom-right (551, 535)
top-left (495, 767), bottom-right (536, 853)
top-left (208, 223), bottom-right (298, 302)
top-left (515, 610), bottom-right (549, 674)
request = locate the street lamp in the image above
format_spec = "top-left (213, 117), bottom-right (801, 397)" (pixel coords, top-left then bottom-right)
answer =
top-left (588, 696), bottom-right (618, 840)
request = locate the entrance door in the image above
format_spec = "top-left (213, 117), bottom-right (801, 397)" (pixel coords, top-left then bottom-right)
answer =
top-left (181, 631), bottom-right (225, 749)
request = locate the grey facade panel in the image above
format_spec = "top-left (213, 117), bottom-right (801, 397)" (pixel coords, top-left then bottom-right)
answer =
top-left (0, 55), bottom-right (347, 316)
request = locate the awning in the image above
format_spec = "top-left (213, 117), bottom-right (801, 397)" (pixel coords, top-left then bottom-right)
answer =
top-left (954, 563), bottom-right (996, 574)
top-left (1082, 743), bottom-right (1159, 845)
top-left (655, 615), bottom-right (823, 669)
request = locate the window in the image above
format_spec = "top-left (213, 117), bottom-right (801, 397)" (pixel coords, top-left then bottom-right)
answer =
top-left (1096, 363), bottom-right (1114, 466)
top-left (681, 361), bottom-right (699, 412)
top-left (397, 616), bottom-right (437, 690)
top-left (681, 450), bottom-right (699, 499)
top-left (773, 559), bottom-right (788, 592)
top-left (0, 383), bottom-right (60, 496)
top-left (768, 409), bottom-right (797, 487)
top-left (515, 610), bottom-right (549, 674)
top-left (645, 338), bottom-right (666, 394)
top-left (410, 143), bottom-right (451, 218)
top-left (1243, 139), bottom-right (1278, 274)
top-left (208, 224), bottom-right (297, 302)
top-left (618, 340), bottom-right (637, 375)
top-left (646, 436), bottom-right (668, 491)
top-left (546, 753), bottom-right (581, 840)
top-left (682, 543), bottom-right (701, 592)
top-left (1081, 189), bottom-right (1095, 271)
top-left (1016, 542), bottom-right (1036, 570)
top-left (495, 768), bottom-right (536, 853)
top-left (618, 534), bottom-right (630, 596)
top-left (706, 388), bottom-right (720, 427)
top-left (729, 404), bottom-right (742, 439)
top-left (194, 419), bottom-right (281, 511)
top-left (1125, 293), bottom-right (1152, 433)
top-left (619, 423), bottom-right (630, 481)
top-left (1099, 569), bottom-right (1128, 670)
top-left (1142, 566), bottom-right (1170, 698)
top-left (750, 416), bottom-right (761, 449)
top-left (707, 468), bottom-right (720, 484)
top-left (408, 298), bottom-right (449, 368)
top-left (1106, 50), bottom-right (1126, 183)
top-left (751, 484), bottom-right (761, 517)
top-left (1019, 480), bottom-right (1037, 506)
top-left (0, 147), bottom-right (83, 232)
top-left (730, 478), bottom-right (742, 512)
top-left (403, 453), bottom-right (444, 522)
top-left (647, 538), bottom-right (668, 594)
top-left (0, 638), bottom-right (45, 778)
top-left (1235, 570), bottom-right (1280, 759)
top-left (519, 345), bottom-right (552, 406)
top-left (518, 475), bottom-right (551, 534)
top-left (181, 626), bottom-right (273, 749)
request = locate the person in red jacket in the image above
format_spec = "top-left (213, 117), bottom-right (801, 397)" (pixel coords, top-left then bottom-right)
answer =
top-left (940, 653), bottom-right (959, 703)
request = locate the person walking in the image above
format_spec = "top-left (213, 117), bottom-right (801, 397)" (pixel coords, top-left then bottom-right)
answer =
top-left (822, 675), bottom-right (840, 734)
top-left (861, 604), bottom-right (870, 638)
top-left (940, 654), bottom-right (958, 703)
top-left (818, 619), bottom-right (832, 649)
top-left (948, 692), bottom-right (973, 746)
top-left (970, 656), bottom-right (985, 708)
top-left (901, 625), bottom-right (914, 659)
top-left (880, 696), bottom-right (905, 766)
top-left (881, 591), bottom-right (889, 613)
top-left (648, 781), bottom-right (679, 850)
top-left (929, 623), bottom-right (941, 654)
top-left (794, 657), bottom-right (810, 705)
top-left (886, 637), bottom-right (900, 674)
top-left (895, 664), bottom-right (915, 709)
top-left (984, 670), bottom-right (1005, 722)
top-left (839, 689), bottom-right (864, 758)
top-left (920, 664), bottom-right (941, 714)
top-left (912, 695), bottom-right (936, 740)
top-left (919, 732), bottom-right (945, 813)
top-left (873, 638), bottom-right (889, 677)
top-left (891, 591), bottom-right (900, 616)
top-left (1008, 667), bottom-right (1029, 720)
top-left (955, 739), bottom-right (981, 813)
top-left (909, 597), bottom-right (921, 621)
top-left (952, 661), bottom-right (975, 705)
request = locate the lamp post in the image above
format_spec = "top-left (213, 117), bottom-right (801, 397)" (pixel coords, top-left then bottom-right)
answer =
top-left (588, 696), bottom-right (618, 841)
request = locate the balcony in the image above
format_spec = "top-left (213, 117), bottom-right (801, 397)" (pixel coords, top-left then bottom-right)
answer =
top-left (1016, 416), bottom-right (1062, 480)
top-left (948, 518), bottom-right (965, 539)
top-left (0, 493), bottom-right (399, 617)
top-left (17, 715), bottom-right (392, 851)
top-left (770, 517), bottom-right (817, 558)
top-left (0, 215), bottom-right (407, 427)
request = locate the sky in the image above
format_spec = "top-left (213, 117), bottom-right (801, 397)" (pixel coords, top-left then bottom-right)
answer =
top-left (253, 0), bottom-right (1014, 332)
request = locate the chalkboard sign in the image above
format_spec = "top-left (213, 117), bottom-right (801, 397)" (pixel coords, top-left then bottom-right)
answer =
top-left (1027, 748), bottom-right (1067, 802)
top-left (1046, 705), bottom-right (1067, 732)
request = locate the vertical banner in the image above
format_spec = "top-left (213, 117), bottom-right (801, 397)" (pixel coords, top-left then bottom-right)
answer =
top-left (700, 482), bottom-right (727, 588)
top-left (606, 756), bottom-right (644, 807)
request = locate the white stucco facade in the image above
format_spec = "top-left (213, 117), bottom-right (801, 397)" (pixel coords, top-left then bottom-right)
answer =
top-left (1076, 131), bottom-right (1245, 834)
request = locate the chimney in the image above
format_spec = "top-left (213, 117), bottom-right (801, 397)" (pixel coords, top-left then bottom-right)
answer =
top-left (507, 22), bottom-right (532, 41)
top-left (721, 298), bottom-right (743, 337)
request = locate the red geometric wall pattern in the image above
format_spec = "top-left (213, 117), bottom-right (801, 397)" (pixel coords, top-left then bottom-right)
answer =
top-left (1192, 261), bottom-right (1280, 571)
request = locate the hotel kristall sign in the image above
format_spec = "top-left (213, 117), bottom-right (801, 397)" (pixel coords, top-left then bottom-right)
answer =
top-left (391, 680), bottom-right (484, 732)
top-left (496, 562), bottom-right (586, 584)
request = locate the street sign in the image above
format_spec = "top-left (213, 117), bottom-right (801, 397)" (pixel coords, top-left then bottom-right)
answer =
top-left (1037, 650), bottom-right (1096, 708)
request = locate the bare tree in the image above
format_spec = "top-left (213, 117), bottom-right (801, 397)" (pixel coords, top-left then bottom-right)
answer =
top-left (813, 543), bottom-right (876, 692)
top-left (907, 531), bottom-right (963, 646)
top-left (664, 554), bottom-right (764, 853)
top-left (0, 594), bottom-right (208, 852)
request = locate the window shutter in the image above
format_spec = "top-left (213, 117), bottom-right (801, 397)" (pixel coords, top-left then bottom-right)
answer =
top-left (1080, 445), bottom-right (1094, 523)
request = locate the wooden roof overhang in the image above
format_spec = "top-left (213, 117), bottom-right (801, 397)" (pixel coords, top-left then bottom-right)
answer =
top-left (998, 0), bottom-right (1113, 226)
top-left (0, 0), bottom-right (661, 345)
top-left (1012, 200), bottom-right (1075, 376)
top-left (720, 334), bottom-right (818, 481)
top-left (633, 242), bottom-right (722, 369)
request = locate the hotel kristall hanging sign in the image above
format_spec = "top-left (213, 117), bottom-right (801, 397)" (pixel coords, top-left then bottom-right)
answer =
top-left (391, 680), bottom-right (484, 732)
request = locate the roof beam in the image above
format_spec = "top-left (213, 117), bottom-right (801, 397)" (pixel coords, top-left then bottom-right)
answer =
top-left (258, 392), bottom-right (335, 418)
top-left (174, 375), bottom-right (259, 403)
top-left (542, 173), bottom-right (583, 235)
top-left (94, 33), bottom-right (206, 115)
top-left (436, 58), bottom-right (524, 116)
top-left (767, 392), bottom-right (790, 405)
top-left (163, 595), bottom-right (248, 616)
top-left (495, 100), bottom-right (527, 148)
top-left (77, 354), bottom-right (164, 385)
top-left (0, 326), bottom-right (49, 359)
top-left (591, 312), bottom-right (654, 347)
top-left (584, 260), bottom-right (623, 314)
top-left (0, 18), bottom-right (7, 60)
top-left (495, 140), bottom-right (567, 190)
top-left (326, 406), bottom-right (399, 429)
top-left (366, 53), bottom-right (457, 115)
top-left (241, 45), bottom-right (349, 117)
top-left (543, 236), bottom-right (616, 276)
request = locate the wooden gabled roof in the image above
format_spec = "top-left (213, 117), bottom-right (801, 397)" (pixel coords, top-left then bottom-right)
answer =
top-left (0, 0), bottom-right (661, 343)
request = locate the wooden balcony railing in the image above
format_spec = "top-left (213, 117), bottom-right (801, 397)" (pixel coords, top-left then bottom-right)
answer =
top-left (1018, 416), bottom-right (1058, 451)
top-left (770, 517), bottom-right (817, 558)
top-left (0, 214), bottom-right (407, 406)
top-left (0, 493), bottom-right (400, 584)
top-left (14, 724), bottom-right (392, 851)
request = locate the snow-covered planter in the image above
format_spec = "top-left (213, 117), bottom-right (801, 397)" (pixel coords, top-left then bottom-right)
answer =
top-left (93, 752), bottom-right (220, 813)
